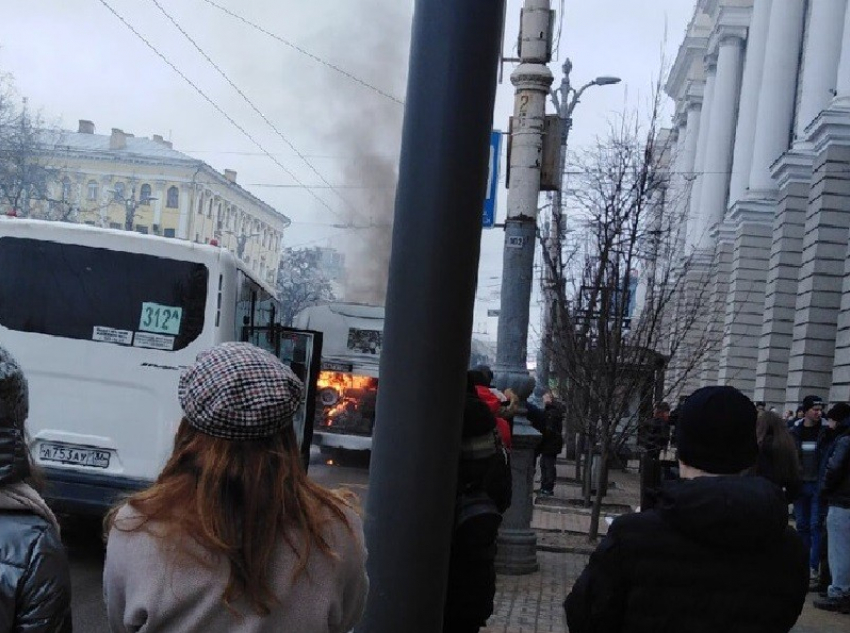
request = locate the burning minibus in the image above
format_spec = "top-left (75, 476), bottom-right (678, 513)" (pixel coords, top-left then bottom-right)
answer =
top-left (292, 302), bottom-right (383, 453)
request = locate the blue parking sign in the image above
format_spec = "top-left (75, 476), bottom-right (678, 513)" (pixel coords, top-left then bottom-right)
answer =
top-left (483, 131), bottom-right (502, 228)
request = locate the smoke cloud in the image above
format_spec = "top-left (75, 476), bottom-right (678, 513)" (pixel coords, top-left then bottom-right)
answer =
top-left (317, 0), bottom-right (412, 306)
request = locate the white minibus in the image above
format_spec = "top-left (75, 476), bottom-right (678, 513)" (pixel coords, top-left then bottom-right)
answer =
top-left (0, 219), bottom-right (321, 514)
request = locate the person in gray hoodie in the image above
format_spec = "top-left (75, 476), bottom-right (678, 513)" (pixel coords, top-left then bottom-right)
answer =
top-left (103, 342), bottom-right (368, 633)
top-left (0, 345), bottom-right (73, 633)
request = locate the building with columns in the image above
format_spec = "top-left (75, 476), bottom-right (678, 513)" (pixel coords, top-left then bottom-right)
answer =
top-left (7, 120), bottom-right (290, 287)
top-left (666, 0), bottom-right (850, 409)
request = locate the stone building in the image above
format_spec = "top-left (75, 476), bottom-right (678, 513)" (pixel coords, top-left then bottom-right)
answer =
top-left (16, 120), bottom-right (290, 287)
top-left (666, 0), bottom-right (850, 409)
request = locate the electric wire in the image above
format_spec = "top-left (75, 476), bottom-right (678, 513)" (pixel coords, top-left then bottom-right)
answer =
top-left (94, 0), bottom-right (341, 219)
top-left (148, 0), bottom-right (359, 216)
top-left (198, 0), bottom-right (404, 106)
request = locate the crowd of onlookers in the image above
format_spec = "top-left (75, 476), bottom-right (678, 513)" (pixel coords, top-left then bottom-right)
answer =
top-left (3, 338), bottom-right (849, 632)
top-left (770, 395), bottom-right (850, 614)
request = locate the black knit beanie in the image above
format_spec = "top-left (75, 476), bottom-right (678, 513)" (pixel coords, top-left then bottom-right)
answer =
top-left (676, 386), bottom-right (758, 475)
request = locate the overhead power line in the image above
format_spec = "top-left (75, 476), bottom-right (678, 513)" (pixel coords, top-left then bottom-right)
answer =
top-left (95, 0), bottom-right (341, 219)
top-left (149, 0), bottom-right (358, 216)
top-left (199, 0), bottom-right (404, 106)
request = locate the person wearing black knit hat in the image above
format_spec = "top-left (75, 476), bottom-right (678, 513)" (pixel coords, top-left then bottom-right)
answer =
top-left (566, 385), bottom-right (808, 633)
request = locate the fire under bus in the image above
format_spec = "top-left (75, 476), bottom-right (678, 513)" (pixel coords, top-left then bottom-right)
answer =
top-left (292, 303), bottom-right (383, 453)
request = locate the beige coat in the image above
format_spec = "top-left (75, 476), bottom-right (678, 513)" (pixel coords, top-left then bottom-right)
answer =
top-left (104, 504), bottom-right (368, 633)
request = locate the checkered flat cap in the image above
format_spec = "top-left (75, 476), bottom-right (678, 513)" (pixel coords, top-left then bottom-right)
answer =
top-left (179, 342), bottom-right (304, 441)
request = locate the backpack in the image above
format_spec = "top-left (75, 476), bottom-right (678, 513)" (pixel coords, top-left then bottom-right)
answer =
top-left (484, 429), bottom-right (512, 514)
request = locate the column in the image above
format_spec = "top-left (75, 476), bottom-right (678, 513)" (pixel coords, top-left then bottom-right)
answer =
top-left (830, 240), bottom-right (850, 402)
top-left (696, 31), bottom-right (745, 249)
top-left (754, 158), bottom-right (811, 408)
top-left (747, 0), bottom-right (807, 194)
top-left (676, 101), bottom-right (702, 251)
top-left (717, 218), bottom-right (772, 396)
top-left (686, 61), bottom-right (716, 252)
top-left (153, 181), bottom-right (165, 229)
top-left (728, 0), bottom-right (772, 205)
top-left (177, 184), bottom-right (191, 240)
top-left (795, 0), bottom-right (847, 136)
top-left (831, 0), bottom-right (850, 108)
top-left (786, 144), bottom-right (850, 407)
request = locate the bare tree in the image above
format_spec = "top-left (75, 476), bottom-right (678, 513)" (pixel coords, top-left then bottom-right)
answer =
top-left (540, 87), bottom-right (715, 541)
top-left (276, 247), bottom-right (337, 326)
top-left (0, 74), bottom-right (57, 217)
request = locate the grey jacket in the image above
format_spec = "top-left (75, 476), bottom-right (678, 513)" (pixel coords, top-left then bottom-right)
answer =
top-left (104, 504), bottom-right (368, 633)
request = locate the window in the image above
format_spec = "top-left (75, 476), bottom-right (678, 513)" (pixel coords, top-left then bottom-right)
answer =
top-left (166, 186), bottom-right (179, 208)
top-left (87, 181), bottom-right (98, 201)
top-left (136, 225), bottom-right (149, 235)
top-left (109, 222), bottom-right (122, 230)
top-left (113, 182), bottom-right (126, 201)
top-left (197, 197), bottom-right (203, 215)
top-left (163, 228), bottom-right (176, 238)
top-left (207, 199), bottom-right (213, 218)
top-left (195, 232), bottom-right (200, 242)
top-left (0, 237), bottom-right (209, 351)
top-left (140, 184), bottom-right (152, 206)
top-left (61, 179), bottom-right (73, 201)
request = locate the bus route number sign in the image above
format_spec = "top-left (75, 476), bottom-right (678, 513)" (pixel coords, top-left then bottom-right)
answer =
top-left (139, 302), bottom-right (183, 336)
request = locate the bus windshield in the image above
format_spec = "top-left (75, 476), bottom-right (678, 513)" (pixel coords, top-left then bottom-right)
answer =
top-left (0, 236), bottom-right (209, 352)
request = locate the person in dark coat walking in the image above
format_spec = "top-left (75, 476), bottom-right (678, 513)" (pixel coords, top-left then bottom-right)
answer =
top-left (565, 385), bottom-right (808, 633)
top-left (0, 346), bottom-right (73, 633)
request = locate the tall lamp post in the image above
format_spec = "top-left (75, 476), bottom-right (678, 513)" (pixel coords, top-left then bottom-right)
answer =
top-left (536, 59), bottom-right (620, 396)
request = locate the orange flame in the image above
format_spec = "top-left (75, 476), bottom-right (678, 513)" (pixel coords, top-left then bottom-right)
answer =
top-left (316, 371), bottom-right (378, 428)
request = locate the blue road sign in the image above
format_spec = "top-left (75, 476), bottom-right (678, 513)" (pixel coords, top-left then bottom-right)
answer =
top-left (483, 130), bottom-right (502, 228)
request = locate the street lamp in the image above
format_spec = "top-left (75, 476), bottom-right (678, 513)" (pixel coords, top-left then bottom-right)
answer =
top-left (537, 59), bottom-right (620, 396)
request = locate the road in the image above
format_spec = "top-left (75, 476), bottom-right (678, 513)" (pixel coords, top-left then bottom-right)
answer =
top-left (63, 449), bottom-right (370, 632)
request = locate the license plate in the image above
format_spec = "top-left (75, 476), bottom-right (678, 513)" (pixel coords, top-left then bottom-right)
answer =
top-left (38, 443), bottom-right (111, 469)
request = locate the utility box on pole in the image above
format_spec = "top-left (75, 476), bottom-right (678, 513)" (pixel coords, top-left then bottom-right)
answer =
top-left (505, 114), bottom-right (563, 191)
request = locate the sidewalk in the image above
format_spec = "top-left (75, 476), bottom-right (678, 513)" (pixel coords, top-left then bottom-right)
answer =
top-left (483, 458), bottom-right (848, 633)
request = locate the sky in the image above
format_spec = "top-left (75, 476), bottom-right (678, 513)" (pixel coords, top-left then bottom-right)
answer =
top-left (0, 0), bottom-right (695, 353)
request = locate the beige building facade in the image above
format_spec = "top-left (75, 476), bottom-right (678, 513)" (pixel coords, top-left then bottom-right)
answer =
top-left (16, 120), bottom-right (289, 287)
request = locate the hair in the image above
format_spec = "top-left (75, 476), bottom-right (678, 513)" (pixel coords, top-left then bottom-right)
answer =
top-left (756, 411), bottom-right (801, 485)
top-left (654, 401), bottom-right (671, 413)
top-left (106, 419), bottom-right (356, 615)
top-left (471, 365), bottom-right (493, 386)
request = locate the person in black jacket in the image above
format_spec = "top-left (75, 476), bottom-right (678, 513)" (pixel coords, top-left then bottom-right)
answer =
top-left (0, 346), bottom-right (72, 632)
top-left (565, 385), bottom-right (808, 633)
top-left (527, 390), bottom-right (564, 496)
top-left (442, 374), bottom-right (510, 633)
top-left (814, 405), bottom-right (850, 613)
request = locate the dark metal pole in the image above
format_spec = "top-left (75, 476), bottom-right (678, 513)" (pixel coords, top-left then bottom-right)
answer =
top-left (355, 2), bottom-right (506, 632)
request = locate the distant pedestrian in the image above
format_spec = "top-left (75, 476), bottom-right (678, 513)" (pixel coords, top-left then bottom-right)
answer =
top-left (789, 394), bottom-right (826, 583)
top-left (637, 402), bottom-right (671, 510)
top-left (565, 385), bottom-right (808, 633)
top-left (815, 403), bottom-right (850, 614)
top-left (103, 342), bottom-right (368, 633)
top-left (527, 390), bottom-right (564, 496)
top-left (0, 346), bottom-right (73, 633)
top-left (754, 410), bottom-right (802, 503)
top-left (813, 402), bottom-right (850, 595)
